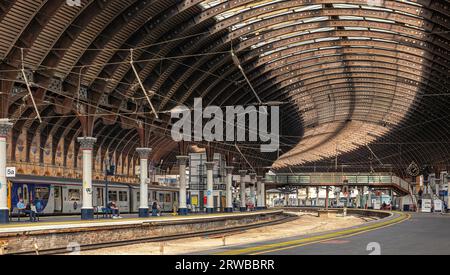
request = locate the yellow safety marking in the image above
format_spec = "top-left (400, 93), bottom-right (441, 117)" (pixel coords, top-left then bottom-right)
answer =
top-left (0, 210), bottom-right (280, 230)
top-left (214, 212), bottom-right (411, 255)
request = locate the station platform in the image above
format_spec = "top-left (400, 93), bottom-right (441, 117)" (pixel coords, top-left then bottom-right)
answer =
top-left (0, 210), bottom-right (277, 234)
top-left (0, 210), bottom-right (288, 254)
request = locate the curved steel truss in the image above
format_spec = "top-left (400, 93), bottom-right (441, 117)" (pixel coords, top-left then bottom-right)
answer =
top-left (0, 0), bottom-right (449, 176)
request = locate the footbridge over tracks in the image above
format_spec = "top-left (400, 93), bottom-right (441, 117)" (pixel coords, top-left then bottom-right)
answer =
top-left (265, 173), bottom-right (411, 196)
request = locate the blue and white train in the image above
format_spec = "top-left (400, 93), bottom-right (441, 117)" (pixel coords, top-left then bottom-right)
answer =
top-left (8, 175), bottom-right (179, 215)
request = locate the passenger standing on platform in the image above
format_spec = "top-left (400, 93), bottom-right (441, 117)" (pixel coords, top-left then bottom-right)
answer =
top-left (152, 201), bottom-right (158, 216)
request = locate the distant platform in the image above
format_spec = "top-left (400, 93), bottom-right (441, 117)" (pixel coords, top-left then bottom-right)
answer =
top-left (0, 210), bottom-right (280, 234)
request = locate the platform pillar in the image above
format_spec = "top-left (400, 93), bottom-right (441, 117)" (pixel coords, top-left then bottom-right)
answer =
top-left (137, 148), bottom-right (152, 217)
top-left (256, 176), bottom-right (263, 210)
top-left (0, 119), bottom-right (13, 224)
top-left (225, 166), bottom-right (234, 212)
top-left (78, 137), bottom-right (97, 220)
top-left (205, 162), bottom-right (215, 213)
top-left (239, 170), bottom-right (247, 212)
top-left (261, 178), bottom-right (266, 209)
top-left (177, 156), bottom-right (189, 215)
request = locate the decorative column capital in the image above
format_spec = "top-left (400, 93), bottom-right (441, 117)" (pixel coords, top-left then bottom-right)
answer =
top-left (0, 119), bottom-right (13, 137)
top-left (205, 161), bottom-right (215, 170)
top-left (225, 166), bottom-right (234, 174)
top-left (136, 148), bottom-right (152, 159)
top-left (176, 155), bottom-right (189, 165)
top-left (239, 170), bottom-right (247, 177)
top-left (249, 173), bottom-right (257, 180)
top-left (256, 176), bottom-right (263, 182)
top-left (77, 137), bottom-right (97, 150)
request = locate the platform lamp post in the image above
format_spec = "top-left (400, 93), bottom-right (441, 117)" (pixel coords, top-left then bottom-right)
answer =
top-left (0, 119), bottom-right (13, 224)
top-left (104, 157), bottom-right (116, 208)
top-left (136, 148), bottom-right (152, 217)
top-left (78, 137), bottom-right (97, 220)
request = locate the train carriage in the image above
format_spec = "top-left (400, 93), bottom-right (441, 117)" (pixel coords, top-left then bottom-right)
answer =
top-left (8, 175), bottom-right (179, 216)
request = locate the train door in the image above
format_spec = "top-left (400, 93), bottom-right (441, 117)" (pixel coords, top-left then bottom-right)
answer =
top-left (54, 186), bottom-right (63, 212)
top-left (118, 190), bottom-right (129, 212)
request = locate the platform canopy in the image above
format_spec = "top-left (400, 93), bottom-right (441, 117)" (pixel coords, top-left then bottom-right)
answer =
top-left (0, 0), bottom-right (449, 176)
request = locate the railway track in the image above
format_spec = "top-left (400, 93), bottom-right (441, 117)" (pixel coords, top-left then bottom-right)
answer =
top-left (17, 213), bottom-right (298, 255)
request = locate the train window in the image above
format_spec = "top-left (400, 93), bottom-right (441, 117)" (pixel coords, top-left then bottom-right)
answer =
top-left (165, 194), bottom-right (171, 203)
top-left (119, 191), bottom-right (128, 202)
top-left (153, 191), bottom-right (156, 201)
top-left (68, 189), bottom-right (81, 201)
top-left (108, 191), bottom-right (117, 202)
top-left (35, 187), bottom-right (50, 200)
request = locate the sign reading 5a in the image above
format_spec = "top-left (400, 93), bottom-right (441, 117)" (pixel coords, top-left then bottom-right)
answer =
top-left (6, 167), bottom-right (16, 178)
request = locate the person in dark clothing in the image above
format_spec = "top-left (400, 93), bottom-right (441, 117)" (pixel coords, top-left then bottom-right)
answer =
top-left (24, 202), bottom-right (37, 222)
top-left (152, 201), bottom-right (158, 216)
top-left (108, 201), bottom-right (120, 218)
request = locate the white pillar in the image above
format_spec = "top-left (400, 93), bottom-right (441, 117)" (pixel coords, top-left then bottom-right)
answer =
top-left (77, 137), bottom-right (97, 220)
top-left (177, 156), bottom-right (189, 215)
top-left (256, 176), bottom-right (263, 210)
top-left (239, 170), bottom-right (247, 212)
top-left (261, 178), bottom-right (266, 209)
top-left (0, 119), bottom-right (13, 224)
top-left (225, 166), bottom-right (234, 212)
top-left (205, 162), bottom-right (215, 213)
top-left (136, 148), bottom-right (152, 217)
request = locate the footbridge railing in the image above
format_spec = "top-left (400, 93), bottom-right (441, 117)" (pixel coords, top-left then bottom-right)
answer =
top-left (267, 173), bottom-right (411, 196)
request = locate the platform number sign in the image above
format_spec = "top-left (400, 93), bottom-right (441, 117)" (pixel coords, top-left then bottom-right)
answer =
top-left (5, 167), bottom-right (16, 178)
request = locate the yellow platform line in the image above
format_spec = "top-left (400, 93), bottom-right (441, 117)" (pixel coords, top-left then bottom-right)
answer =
top-left (214, 212), bottom-right (411, 255)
